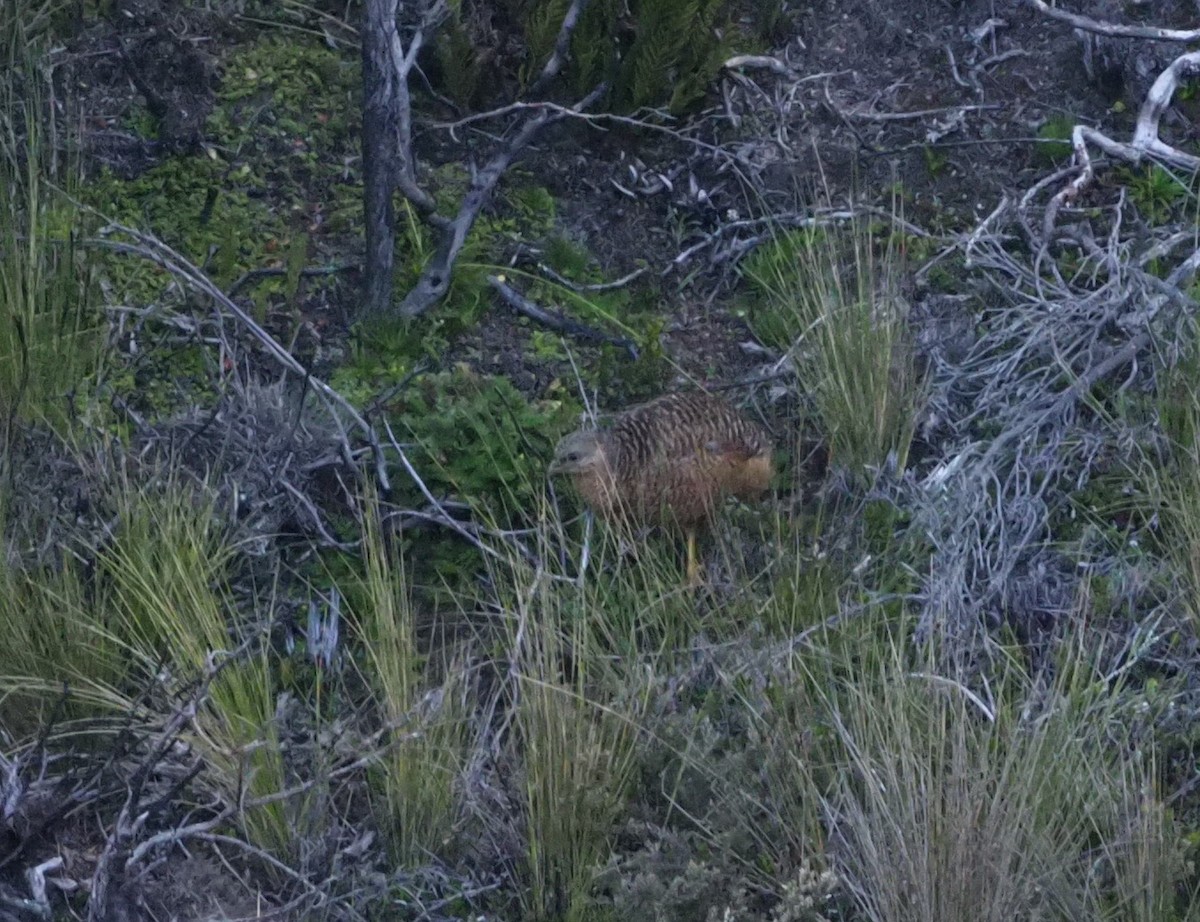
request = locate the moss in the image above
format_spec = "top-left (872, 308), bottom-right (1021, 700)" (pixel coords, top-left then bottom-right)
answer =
top-left (87, 156), bottom-right (293, 301)
top-left (84, 30), bottom-right (364, 302)
top-left (1034, 114), bottom-right (1076, 165)
top-left (213, 34), bottom-right (361, 156)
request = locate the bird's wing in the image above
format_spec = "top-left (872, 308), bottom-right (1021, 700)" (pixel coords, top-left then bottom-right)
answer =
top-left (702, 438), bottom-right (761, 462)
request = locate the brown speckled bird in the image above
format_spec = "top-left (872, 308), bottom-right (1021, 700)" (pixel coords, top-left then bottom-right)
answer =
top-left (548, 391), bottom-right (774, 584)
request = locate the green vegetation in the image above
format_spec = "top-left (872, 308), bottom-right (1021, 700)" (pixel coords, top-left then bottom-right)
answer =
top-left (5, 2), bottom-right (1200, 920)
top-left (1121, 163), bottom-right (1193, 225)
top-left (1035, 114), bottom-right (1076, 164)
top-left (439, 0), bottom-right (751, 114)
top-left (740, 215), bottom-right (925, 481)
top-left (349, 488), bottom-right (467, 865)
top-left (0, 44), bottom-right (103, 429)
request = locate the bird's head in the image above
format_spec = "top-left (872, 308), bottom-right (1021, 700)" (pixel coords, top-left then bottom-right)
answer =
top-left (548, 429), bottom-right (605, 477)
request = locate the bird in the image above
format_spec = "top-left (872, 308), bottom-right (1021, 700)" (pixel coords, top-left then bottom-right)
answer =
top-left (547, 391), bottom-right (774, 585)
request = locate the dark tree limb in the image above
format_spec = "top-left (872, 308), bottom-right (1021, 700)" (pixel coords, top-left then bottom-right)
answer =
top-left (524, 0), bottom-right (591, 98)
top-left (361, 0), bottom-right (597, 319)
top-left (487, 275), bottom-right (639, 359)
top-left (398, 84), bottom-right (606, 318)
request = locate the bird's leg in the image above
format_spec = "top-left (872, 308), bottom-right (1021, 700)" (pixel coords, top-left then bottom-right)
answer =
top-left (685, 527), bottom-right (703, 588)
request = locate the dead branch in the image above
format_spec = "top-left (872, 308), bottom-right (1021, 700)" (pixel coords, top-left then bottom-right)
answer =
top-left (1026, 0), bottom-right (1200, 42)
top-left (524, 0), bottom-right (592, 98)
top-left (84, 223), bottom-right (391, 498)
top-left (398, 84), bottom-right (607, 317)
top-left (486, 275), bottom-right (640, 359)
top-left (1043, 50), bottom-right (1200, 240)
top-left (226, 262), bottom-right (357, 298)
top-left (87, 642), bottom-right (250, 922)
top-left (722, 54), bottom-right (799, 78)
top-left (907, 195), bottom-right (1200, 652)
top-left (375, 0), bottom-right (447, 219)
top-left (667, 206), bottom-right (935, 273)
top-left (537, 263), bottom-right (646, 293)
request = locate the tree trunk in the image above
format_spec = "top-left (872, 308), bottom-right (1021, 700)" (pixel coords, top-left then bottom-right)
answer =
top-left (360, 0), bottom-right (400, 317)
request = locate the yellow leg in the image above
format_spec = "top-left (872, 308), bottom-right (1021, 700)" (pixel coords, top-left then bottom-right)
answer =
top-left (685, 528), bottom-right (703, 588)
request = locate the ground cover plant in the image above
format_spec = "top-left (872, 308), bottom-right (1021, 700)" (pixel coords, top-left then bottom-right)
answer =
top-left (3, 0), bottom-right (1200, 919)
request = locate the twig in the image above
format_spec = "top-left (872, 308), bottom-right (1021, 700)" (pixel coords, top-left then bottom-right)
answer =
top-left (84, 223), bottom-right (391, 497)
top-left (227, 262), bottom-right (358, 298)
top-left (381, 421), bottom-right (505, 563)
top-left (1026, 0), bottom-right (1200, 42)
top-left (88, 641), bottom-right (255, 922)
top-left (398, 84), bottom-right (607, 317)
top-left (487, 275), bottom-right (639, 359)
top-left (537, 263), bottom-right (646, 293)
top-left (842, 104), bottom-right (1001, 122)
top-left (722, 54), bottom-right (798, 78)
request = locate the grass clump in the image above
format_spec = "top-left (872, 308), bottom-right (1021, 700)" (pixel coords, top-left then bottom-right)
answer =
top-left (96, 476), bottom-right (295, 860)
top-left (348, 489), bottom-right (468, 867)
top-left (0, 467), bottom-right (297, 861)
top-left (0, 38), bottom-right (102, 431)
top-left (496, 545), bottom-right (649, 921)
top-left (740, 214), bottom-right (924, 481)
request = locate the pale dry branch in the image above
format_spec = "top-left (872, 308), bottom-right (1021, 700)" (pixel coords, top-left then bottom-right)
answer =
top-left (524, 0), bottom-right (592, 98)
top-left (537, 263), bottom-right (646, 293)
top-left (85, 224), bottom-right (392, 497)
top-left (1042, 51), bottom-right (1200, 240)
top-left (87, 641), bottom-right (253, 922)
top-left (722, 54), bottom-right (799, 78)
top-left (1026, 0), bottom-right (1200, 42)
top-left (909, 105), bottom-right (1200, 652)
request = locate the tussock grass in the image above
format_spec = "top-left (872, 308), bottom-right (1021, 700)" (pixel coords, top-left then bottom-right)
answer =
top-left (349, 486), bottom-right (468, 867)
top-left (98, 475), bottom-right (292, 859)
top-left (0, 470), bottom-right (292, 859)
top-left (507, 567), bottom-right (646, 922)
top-left (0, 23), bottom-right (102, 432)
top-left (743, 210), bottom-right (924, 481)
top-left (814, 643), bottom-right (1108, 922)
top-left (0, 519), bottom-right (130, 734)
top-left (1157, 336), bottom-right (1200, 633)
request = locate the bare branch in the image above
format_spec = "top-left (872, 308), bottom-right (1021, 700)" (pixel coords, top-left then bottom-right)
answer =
top-left (487, 275), bottom-right (640, 359)
top-left (398, 84), bottom-right (607, 317)
top-left (537, 263), bottom-right (646, 293)
top-left (1044, 50), bottom-right (1200, 239)
top-left (85, 224), bottom-right (391, 496)
top-left (1026, 0), bottom-right (1200, 42)
top-left (524, 0), bottom-right (592, 98)
top-left (88, 642), bottom-right (254, 922)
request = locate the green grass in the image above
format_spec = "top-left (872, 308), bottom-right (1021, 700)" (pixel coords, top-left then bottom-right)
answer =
top-left (347, 486), bottom-right (468, 867)
top-left (0, 41), bottom-right (103, 431)
top-left (740, 211), bottom-right (925, 483)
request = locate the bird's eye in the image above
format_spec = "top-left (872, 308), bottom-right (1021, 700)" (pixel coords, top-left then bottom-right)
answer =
top-left (566, 452), bottom-right (580, 462)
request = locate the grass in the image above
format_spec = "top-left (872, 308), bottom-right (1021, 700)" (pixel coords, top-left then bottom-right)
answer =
top-left (97, 474), bottom-right (294, 860)
top-left (0, 29), bottom-right (102, 432)
top-left (504, 558), bottom-right (647, 921)
top-left (807, 637), bottom-right (1124, 922)
top-left (741, 209), bottom-right (924, 483)
top-left (347, 486), bottom-right (468, 867)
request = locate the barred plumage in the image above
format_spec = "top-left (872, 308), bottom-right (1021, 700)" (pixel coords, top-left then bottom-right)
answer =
top-left (548, 391), bottom-right (774, 583)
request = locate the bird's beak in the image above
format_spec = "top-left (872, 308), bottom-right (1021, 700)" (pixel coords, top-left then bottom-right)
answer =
top-left (547, 458), bottom-right (564, 477)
